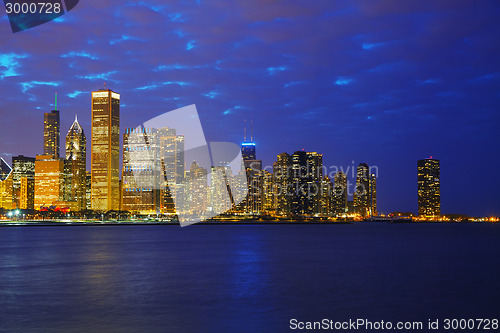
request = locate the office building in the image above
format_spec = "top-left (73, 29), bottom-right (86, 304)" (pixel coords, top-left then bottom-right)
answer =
top-left (418, 158), bottom-right (440, 217)
top-left (85, 171), bottom-right (91, 210)
top-left (288, 151), bottom-right (323, 216)
top-left (210, 165), bottom-right (234, 215)
top-left (241, 142), bottom-right (256, 161)
top-left (369, 173), bottom-right (377, 216)
top-left (273, 152), bottom-right (292, 216)
top-left (0, 159), bottom-right (13, 209)
top-left (34, 155), bottom-right (71, 209)
top-left (306, 152), bottom-right (323, 215)
top-left (261, 170), bottom-right (274, 215)
top-left (332, 171), bottom-right (347, 216)
top-left (66, 115), bottom-right (87, 211)
top-left (244, 159), bottom-right (262, 215)
top-left (12, 155), bottom-right (35, 209)
top-left (44, 110), bottom-right (60, 158)
top-left (186, 161), bottom-right (208, 215)
top-left (0, 157), bottom-right (11, 181)
top-left (122, 127), bottom-right (162, 215)
top-left (91, 89), bottom-right (120, 211)
top-left (319, 176), bottom-right (333, 216)
top-left (157, 127), bottom-right (185, 212)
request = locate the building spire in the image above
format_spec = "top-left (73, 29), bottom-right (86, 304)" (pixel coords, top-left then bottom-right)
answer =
top-left (75, 114), bottom-right (78, 123)
top-left (250, 118), bottom-right (253, 142)
top-left (243, 119), bottom-right (247, 142)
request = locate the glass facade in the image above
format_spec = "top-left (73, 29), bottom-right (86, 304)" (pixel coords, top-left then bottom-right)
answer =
top-left (333, 171), bottom-right (347, 216)
top-left (12, 155), bottom-right (35, 209)
top-left (417, 158), bottom-right (440, 217)
top-left (43, 110), bottom-right (60, 158)
top-left (66, 116), bottom-right (87, 211)
top-left (91, 89), bottom-right (120, 211)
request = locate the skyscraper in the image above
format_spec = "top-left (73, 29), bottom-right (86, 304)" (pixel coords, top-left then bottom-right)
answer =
top-left (241, 143), bottom-right (256, 161)
top-left (306, 151), bottom-right (323, 215)
top-left (210, 165), bottom-right (234, 215)
top-left (354, 163), bottom-right (370, 216)
top-left (369, 173), bottom-right (377, 216)
top-left (186, 161), bottom-right (208, 215)
top-left (241, 120), bottom-right (256, 161)
top-left (157, 127), bottom-right (185, 212)
top-left (244, 159), bottom-right (262, 215)
top-left (66, 115), bottom-right (87, 211)
top-left (91, 89), bottom-right (120, 211)
top-left (289, 151), bottom-right (323, 216)
top-left (0, 157), bottom-right (11, 181)
top-left (44, 110), bottom-right (60, 158)
top-left (273, 152), bottom-right (292, 216)
top-left (353, 163), bottom-right (378, 217)
top-left (320, 176), bottom-right (333, 216)
top-left (418, 158), bottom-right (440, 217)
top-left (122, 127), bottom-right (162, 214)
top-left (0, 158), bottom-right (13, 209)
top-left (12, 155), bottom-right (35, 209)
top-left (261, 170), bottom-right (274, 215)
top-left (34, 155), bottom-right (68, 209)
top-left (332, 171), bottom-right (347, 216)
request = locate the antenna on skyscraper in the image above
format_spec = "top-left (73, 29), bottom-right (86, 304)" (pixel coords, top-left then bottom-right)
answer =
top-left (54, 92), bottom-right (57, 111)
top-left (243, 119), bottom-right (247, 142)
top-left (250, 118), bottom-right (253, 142)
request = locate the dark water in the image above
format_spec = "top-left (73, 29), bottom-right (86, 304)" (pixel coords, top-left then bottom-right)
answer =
top-left (0, 223), bottom-right (499, 332)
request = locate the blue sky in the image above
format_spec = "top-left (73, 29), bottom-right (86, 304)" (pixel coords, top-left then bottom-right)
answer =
top-left (0, 0), bottom-right (499, 215)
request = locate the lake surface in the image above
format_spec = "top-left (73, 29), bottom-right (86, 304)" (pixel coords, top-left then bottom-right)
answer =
top-left (0, 223), bottom-right (499, 332)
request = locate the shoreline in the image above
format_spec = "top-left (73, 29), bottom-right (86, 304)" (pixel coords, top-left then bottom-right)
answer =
top-left (0, 220), bottom-right (491, 227)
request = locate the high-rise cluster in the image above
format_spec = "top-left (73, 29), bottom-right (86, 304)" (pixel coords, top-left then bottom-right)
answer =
top-left (0, 88), bottom-right (446, 220)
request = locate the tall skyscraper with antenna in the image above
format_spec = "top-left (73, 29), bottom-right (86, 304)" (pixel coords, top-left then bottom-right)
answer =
top-left (241, 119), bottom-right (256, 161)
top-left (43, 93), bottom-right (60, 158)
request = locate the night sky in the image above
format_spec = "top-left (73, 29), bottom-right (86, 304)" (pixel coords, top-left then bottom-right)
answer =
top-left (0, 1), bottom-right (499, 216)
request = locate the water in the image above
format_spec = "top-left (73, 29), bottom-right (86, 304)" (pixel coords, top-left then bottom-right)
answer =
top-left (0, 223), bottom-right (499, 332)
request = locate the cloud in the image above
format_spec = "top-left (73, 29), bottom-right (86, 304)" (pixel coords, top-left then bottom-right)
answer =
top-left (202, 90), bottom-right (220, 99)
top-left (362, 42), bottom-right (386, 50)
top-left (284, 81), bottom-right (306, 88)
top-left (67, 90), bottom-right (86, 98)
top-left (168, 13), bottom-right (185, 22)
top-left (78, 71), bottom-right (118, 81)
top-left (417, 78), bottom-right (439, 85)
top-left (334, 77), bottom-right (353, 86)
top-left (109, 35), bottom-right (146, 45)
top-left (136, 81), bottom-right (190, 90)
top-left (223, 105), bottom-right (243, 115)
top-left (61, 51), bottom-right (99, 60)
top-left (20, 81), bottom-right (60, 93)
top-left (0, 53), bottom-right (29, 79)
top-left (267, 66), bottom-right (287, 75)
top-left (186, 40), bottom-right (196, 50)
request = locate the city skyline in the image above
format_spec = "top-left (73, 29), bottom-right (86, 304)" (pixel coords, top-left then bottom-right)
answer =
top-left (0, 94), bottom-right (489, 218)
top-left (1, 1), bottom-right (499, 216)
top-left (0, 91), bottom-right (451, 220)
